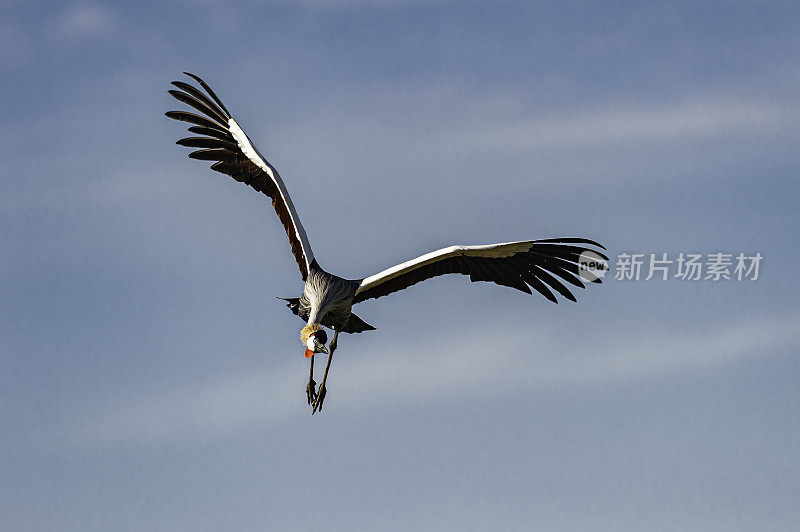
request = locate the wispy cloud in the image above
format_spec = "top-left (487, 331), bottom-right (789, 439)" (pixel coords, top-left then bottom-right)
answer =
top-left (242, 87), bottom-right (800, 174)
top-left (441, 98), bottom-right (800, 153)
top-left (58, 2), bottom-right (117, 39)
top-left (74, 313), bottom-right (800, 445)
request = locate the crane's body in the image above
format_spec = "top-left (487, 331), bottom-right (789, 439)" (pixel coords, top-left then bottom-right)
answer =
top-left (294, 265), bottom-right (364, 333)
top-left (167, 73), bottom-right (606, 413)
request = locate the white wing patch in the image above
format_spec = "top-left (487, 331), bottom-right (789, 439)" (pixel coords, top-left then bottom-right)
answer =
top-left (228, 117), bottom-right (315, 271)
top-left (462, 241), bottom-right (532, 258)
top-left (228, 118), bottom-right (271, 175)
top-left (357, 241), bottom-right (533, 294)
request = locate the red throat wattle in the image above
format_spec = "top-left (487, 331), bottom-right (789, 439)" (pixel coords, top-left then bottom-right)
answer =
top-left (304, 348), bottom-right (314, 358)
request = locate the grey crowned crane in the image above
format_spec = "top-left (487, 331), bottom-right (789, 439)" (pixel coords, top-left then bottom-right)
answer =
top-left (166, 73), bottom-right (607, 413)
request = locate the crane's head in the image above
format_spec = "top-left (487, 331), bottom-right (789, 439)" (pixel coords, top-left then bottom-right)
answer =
top-left (300, 324), bottom-right (328, 358)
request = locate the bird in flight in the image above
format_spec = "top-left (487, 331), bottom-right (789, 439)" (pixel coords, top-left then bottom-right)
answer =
top-left (166, 73), bottom-right (607, 414)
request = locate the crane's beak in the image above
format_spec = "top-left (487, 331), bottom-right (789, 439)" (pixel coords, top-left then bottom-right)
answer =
top-left (304, 343), bottom-right (329, 358)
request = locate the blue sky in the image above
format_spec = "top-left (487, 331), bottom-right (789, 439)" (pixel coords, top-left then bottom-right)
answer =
top-left (2, 1), bottom-right (799, 530)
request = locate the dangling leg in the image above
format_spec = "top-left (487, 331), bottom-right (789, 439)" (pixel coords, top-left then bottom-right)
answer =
top-left (306, 355), bottom-right (317, 405)
top-left (312, 331), bottom-right (338, 414)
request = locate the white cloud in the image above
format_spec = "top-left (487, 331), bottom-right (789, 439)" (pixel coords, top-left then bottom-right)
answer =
top-left (73, 313), bottom-right (800, 445)
top-left (247, 86), bottom-right (800, 175)
top-left (441, 99), bottom-right (800, 153)
top-left (58, 3), bottom-right (117, 39)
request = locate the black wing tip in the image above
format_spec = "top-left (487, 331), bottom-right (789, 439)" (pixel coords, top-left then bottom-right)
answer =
top-left (544, 288), bottom-right (578, 303)
top-left (549, 284), bottom-right (578, 302)
top-left (531, 241), bottom-right (609, 262)
top-left (178, 71), bottom-right (232, 117)
top-left (577, 238), bottom-right (606, 251)
top-left (534, 237), bottom-right (607, 251)
top-left (527, 280), bottom-right (558, 303)
top-left (165, 110), bottom-right (194, 122)
top-left (183, 72), bottom-right (205, 84)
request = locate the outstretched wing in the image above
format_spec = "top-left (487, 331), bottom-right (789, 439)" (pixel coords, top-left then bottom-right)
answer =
top-left (353, 238), bottom-right (607, 304)
top-left (166, 72), bottom-right (315, 280)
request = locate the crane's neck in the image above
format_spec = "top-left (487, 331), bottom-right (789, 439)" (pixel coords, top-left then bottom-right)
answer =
top-left (303, 275), bottom-right (327, 326)
top-left (306, 304), bottom-right (322, 326)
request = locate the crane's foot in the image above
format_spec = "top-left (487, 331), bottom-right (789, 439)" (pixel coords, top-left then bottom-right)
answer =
top-left (311, 330), bottom-right (337, 415)
top-left (311, 383), bottom-right (327, 414)
top-left (306, 378), bottom-right (317, 405)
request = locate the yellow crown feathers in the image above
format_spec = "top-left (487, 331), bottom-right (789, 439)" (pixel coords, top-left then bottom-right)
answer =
top-left (300, 323), bottom-right (322, 343)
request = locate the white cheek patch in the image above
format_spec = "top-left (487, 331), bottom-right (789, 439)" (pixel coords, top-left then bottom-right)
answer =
top-left (306, 336), bottom-right (316, 350)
